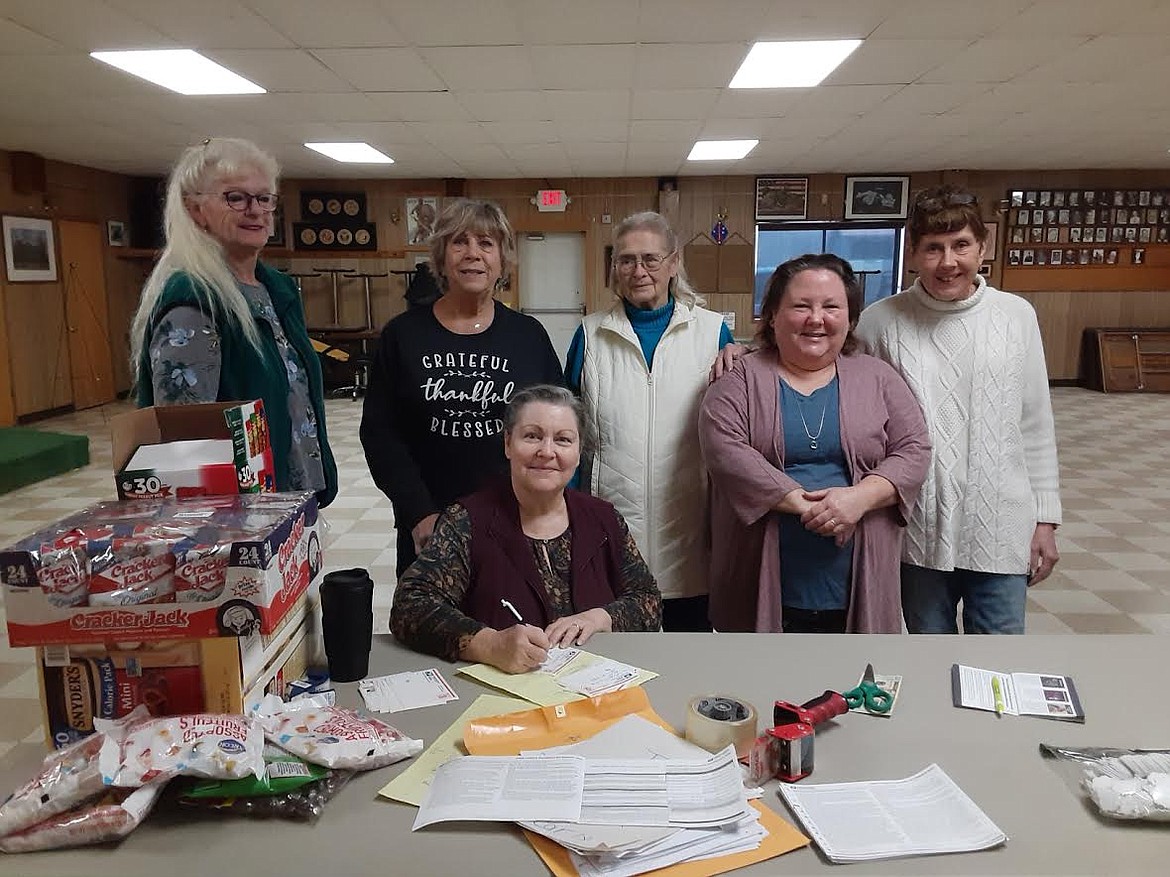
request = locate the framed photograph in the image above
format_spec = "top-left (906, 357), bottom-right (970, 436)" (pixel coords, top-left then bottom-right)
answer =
top-left (844, 176), bottom-right (910, 220)
top-left (1022, 249), bottom-right (1035, 266)
top-left (1053, 191), bottom-right (1066, 207)
top-left (1010, 190), bottom-right (1024, 207)
top-left (1036, 248), bottom-right (1047, 266)
top-left (1058, 209), bottom-right (1070, 225)
top-left (756, 177), bottom-right (809, 221)
top-left (1083, 190), bottom-right (1096, 205)
top-left (1095, 227), bottom-right (1107, 243)
top-left (1016, 209), bottom-right (1029, 225)
top-left (106, 219), bottom-right (127, 247)
top-left (1078, 249), bottom-right (1090, 265)
top-left (1039, 191), bottom-right (1052, 206)
top-left (1029, 227), bottom-right (1042, 243)
top-left (1091, 247), bottom-right (1104, 264)
top-left (1046, 227), bottom-right (1060, 243)
top-left (1158, 227), bottom-right (1169, 243)
top-left (1070, 227), bottom-right (1082, 243)
top-left (267, 201), bottom-right (285, 248)
top-left (1032, 209), bottom-right (1044, 225)
top-left (1068, 191), bottom-right (1080, 207)
top-left (2, 215), bottom-right (57, 282)
top-left (1024, 191), bottom-right (1037, 205)
top-left (984, 221), bottom-right (998, 260)
top-left (405, 196), bottom-right (439, 246)
top-left (1133, 248), bottom-right (1146, 265)
top-left (1106, 248), bottom-right (1119, 264)
top-left (1011, 227), bottom-right (1024, 243)
top-left (977, 262), bottom-right (992, 276)
top-left (1008, 249), bottom-right (1021, 265)
top-left (1064, 248), bottom-right (1076, 264)
top-left (1050, 248), bottom-right (1063, 266)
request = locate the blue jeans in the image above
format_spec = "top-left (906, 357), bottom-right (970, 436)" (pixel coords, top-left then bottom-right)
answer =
top-left (901, 564), bottom-right (1028, 635)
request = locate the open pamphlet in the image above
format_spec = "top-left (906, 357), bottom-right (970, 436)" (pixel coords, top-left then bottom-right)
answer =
top-left (951, 664), bottom-right (1084, 722)
top-left (777, 763), bottom-right (1007, 863)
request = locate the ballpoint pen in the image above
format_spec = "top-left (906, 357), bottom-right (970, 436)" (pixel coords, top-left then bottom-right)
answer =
top-left (500, 599), bottom-right (524, 623)
top-left (991, 676), bottom-right (1006, 718)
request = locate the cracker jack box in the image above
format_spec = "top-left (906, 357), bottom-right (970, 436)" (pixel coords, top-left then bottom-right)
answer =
top-left (0, 492), bottom-right (323, 647)
top-left (37, 596), bottom-right (311, 749)
top-left (114, 400), bottom-right (275, 500)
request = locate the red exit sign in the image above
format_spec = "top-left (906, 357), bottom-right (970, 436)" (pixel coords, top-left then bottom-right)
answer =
top-left (535, 189), bottom-right (569, 212)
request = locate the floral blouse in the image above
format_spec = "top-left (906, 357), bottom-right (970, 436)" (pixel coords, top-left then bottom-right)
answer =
top-left (147, 282), bottom-right (325, 492)
top-left (391, 504), bottom-right (662, 661)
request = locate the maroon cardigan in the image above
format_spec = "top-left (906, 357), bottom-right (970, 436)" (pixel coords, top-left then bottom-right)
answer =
top-left (460, 478), bottom-right (624, 630)
top-left (698, 351), bottom-right (931, 633)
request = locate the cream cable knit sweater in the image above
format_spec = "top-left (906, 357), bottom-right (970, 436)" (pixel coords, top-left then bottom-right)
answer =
top-left (855, 277), bottom-right (1062, 574)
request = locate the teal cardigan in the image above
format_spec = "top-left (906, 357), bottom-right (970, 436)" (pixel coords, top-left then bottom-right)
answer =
top-left (136, 262), bottom-right (338, 507)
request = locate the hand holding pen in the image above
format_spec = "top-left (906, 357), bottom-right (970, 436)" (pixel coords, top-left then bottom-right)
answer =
top-left (484, 599), bottom-right (548, 673)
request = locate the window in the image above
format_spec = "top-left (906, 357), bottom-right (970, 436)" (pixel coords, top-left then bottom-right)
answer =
top-left (754, 223), bottom-right (905, 316)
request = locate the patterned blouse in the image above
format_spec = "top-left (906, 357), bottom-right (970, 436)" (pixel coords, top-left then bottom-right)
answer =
top-left (391, 503), bottom-right (662, 661)
top-left (147, 282), bottom-right (325, 493)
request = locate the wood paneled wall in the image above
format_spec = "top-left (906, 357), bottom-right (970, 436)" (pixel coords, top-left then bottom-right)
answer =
top-left (0, 150), bottom-right (137, 423)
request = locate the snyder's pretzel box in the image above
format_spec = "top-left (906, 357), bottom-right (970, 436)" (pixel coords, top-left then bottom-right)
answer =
top-left (37, 596), bottom-right (312, 749)
top-left (0, 492), bottom-right (323, 647)
top-left (113, 400), bottom-right (275, 500)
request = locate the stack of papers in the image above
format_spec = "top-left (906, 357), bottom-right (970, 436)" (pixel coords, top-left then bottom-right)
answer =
top-left (416, 716), bottom-right (779, 876)
top-left (457, 649), bottom-right (658, 706)
top-left (778, 764), bottom-right (1007, 863)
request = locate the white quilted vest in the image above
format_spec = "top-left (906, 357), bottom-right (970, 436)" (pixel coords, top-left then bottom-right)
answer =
top-left (580, 300), bottom-right (724, 599)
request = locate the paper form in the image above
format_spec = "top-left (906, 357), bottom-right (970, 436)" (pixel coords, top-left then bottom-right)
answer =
top-left (457, 650), bottom-right (658, 706)
top-left (413, 756), bottom-right (586, 828)
top-left (778, 763), bottom-right (1006, 863)
top-left (538, 646), bottom-right (582, 675)
top-left (358, 668), bottom-right (458, 713)
top-left (558, 658), bottom-right (642, 697)
top-left (378, 694), bottom-right (530, 806)
top-left (953, 664), bottom-right (1083, 720)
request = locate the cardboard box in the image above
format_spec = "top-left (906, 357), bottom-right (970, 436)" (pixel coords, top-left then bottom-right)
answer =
top-left (113, 400), bottom-right (275, 500)
top-left (37, 597), bottom-right (312, 749)
top-left (1, 493), bottom-right (323, 646)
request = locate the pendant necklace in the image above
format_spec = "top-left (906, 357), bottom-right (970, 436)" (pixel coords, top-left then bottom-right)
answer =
top-left (796, 395), bottom-right (828, 450)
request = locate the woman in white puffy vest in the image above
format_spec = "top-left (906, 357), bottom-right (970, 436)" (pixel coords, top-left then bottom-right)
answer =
top-left (565, 212), bottom-right (742, 631)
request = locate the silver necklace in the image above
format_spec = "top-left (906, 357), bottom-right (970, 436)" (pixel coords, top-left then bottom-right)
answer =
top-left (796, 395), bottom-right (828, 450)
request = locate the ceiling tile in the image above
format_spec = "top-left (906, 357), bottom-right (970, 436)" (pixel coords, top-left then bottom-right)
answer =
top-left (546, 90), bottom-right (630, 121)
top-left (481, 121), bottom-right (559, 145)
top-left (629, 119), bottom-right (702, 142)
top-left (985, 0), bottom-right (1161, 37)
top-left (790, 84), bottom-right (902, 115)
top-left (918, 37), bottom-right (1088, 84)
top-left (634, 44), bottom-right (747, 89)
top-left (419, 46), bottom-right (537, 91)
top-left (708, 89), bottom-right (806, 120)
top-left (207, 92), bottom-right (385, 123)
top-left (454, 90), bottom-right (554, 122)
top-left (0, 18), bottom-right (68, 54)
top-left (206, 49), bottom-right (355, 93)
top-left (517, 0), bottom-right (633, 43)
top-left (876, 83), bottom-right (996, 116)
top-left (241, 0), bottom-right (407, 48)
top-left (827, 38), bottom-right (973, 86)
top-left (750, 0), bottom-right (901, 40)
top-left (554, 118), bottom-right (630, 143)
top-left (365, 92), bottom-right (472, 122)
top-left (636, 0), bottom-right (775, 42)
top-left (407, 121), bottom-right (493, 146)
top-left (631, 89), bottom-right (721, 120)
top-left (869, 0), bottom-right (1032, 39)
top-left (310, 48), bottom-right (445, 91)
top-left (3, 0), bottom-right (173, 50)
top-left (107, 0), bottom-right (293, 48)
top-left (385, 2), bottom-right (525, 47)
top-left (529, 44), bottom-right (636, 90)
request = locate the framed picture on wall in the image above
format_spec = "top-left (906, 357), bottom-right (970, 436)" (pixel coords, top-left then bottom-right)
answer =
top-left (983, 221), bottom-right (999, 260)
top-left (755, 177), bottom-right (809, 221)
top-left (405, 196), bottom-right (439, 245)
top-left (106, 220), bottom-right (127, 247)
top-left (2, 215), bottom-right (57, 283)
top-left (844, 176), bottom-right (910, 220)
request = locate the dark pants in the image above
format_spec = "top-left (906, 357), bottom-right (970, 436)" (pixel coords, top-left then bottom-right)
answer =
top-left (662, 595), bottom-right (711, 632)
top-left (781, 606), bottom-right (847, 634)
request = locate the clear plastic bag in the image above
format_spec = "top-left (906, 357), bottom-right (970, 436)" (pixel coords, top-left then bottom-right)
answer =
top-left (175, 769), bottom-right (353, 823)
top-left (1040, 744), bottom-right (1170, 821)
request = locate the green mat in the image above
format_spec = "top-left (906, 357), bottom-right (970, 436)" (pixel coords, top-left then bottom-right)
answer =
top-left (0, 428), bottom-right (90, 495)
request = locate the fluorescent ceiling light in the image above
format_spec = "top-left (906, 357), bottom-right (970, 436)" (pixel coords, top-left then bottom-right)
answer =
top-left (687, 140), bottom-right (758, 161)
top-left (304, 142), bottom-right (395, 164)
top-left (730, 40), bottom-right (863, 88)
top-left (90, 49), bottom-right (264, 95)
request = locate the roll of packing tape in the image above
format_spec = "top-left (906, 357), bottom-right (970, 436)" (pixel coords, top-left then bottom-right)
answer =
top-left (685, 695), bottom-right (758, 759)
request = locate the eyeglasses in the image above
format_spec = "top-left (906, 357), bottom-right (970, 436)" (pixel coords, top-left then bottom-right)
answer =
top-left (914, 191), bottom-right (977, 211)
top-left (615, 251), bottom-right (674, 273)
top-left (199, 190), bottom-right (280, 213)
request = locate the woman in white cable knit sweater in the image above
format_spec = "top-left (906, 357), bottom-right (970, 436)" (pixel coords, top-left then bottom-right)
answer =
top-left (855, 185), bottom-right (1061, 635)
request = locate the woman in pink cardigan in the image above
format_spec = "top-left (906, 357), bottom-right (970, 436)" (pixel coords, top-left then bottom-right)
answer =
top-left (698, 254), bottom-right (930, 633)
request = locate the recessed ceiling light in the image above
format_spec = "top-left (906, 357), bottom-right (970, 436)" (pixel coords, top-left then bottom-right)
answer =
top-left (687, 140), bottom-right (759, 161)
top-left (90, 50), bottom-right (264, 95)
top-left (729, 40), bottom-right (863, 88)
top-left (304, 143), bottom-right (395, 164)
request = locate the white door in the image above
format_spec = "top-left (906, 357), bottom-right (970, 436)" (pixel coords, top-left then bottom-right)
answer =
top-left (517, 233), bottom-right (584, 364)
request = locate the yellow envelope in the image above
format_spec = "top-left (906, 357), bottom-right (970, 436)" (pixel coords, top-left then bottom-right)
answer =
top-left (463, 689), bottom-right (810, 877)
top-left (457, 650), bottom-right (658, 707)
top-left (377, 693), bottom-right (531, 806)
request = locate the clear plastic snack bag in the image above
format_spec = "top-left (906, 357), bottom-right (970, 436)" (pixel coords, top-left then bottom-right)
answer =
top-left (98, 713), bottom-right (265, 786)
top-left (1040, 744), bottom-right (1170, 821)
top-left (0, 783), bottom-right (164, 853)
top-left (0, 705), bottom-right (151, 838)
top-left (253, 694), bottom-right (422, 770)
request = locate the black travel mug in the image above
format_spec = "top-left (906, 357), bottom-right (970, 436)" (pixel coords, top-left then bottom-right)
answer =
top-left (319, 567), bottom-right (374, 682)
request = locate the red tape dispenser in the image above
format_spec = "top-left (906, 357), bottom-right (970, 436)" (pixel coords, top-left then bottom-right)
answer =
top-left (747, 691), bottom-right (848, 784)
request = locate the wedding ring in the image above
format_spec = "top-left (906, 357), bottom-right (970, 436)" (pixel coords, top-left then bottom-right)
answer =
top-left (828, 518), bottom-right (836, 527)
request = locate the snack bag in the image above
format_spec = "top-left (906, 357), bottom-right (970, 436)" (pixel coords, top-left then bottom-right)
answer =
top-left (0, 706), bottom-right (150, 837)
top-left (36, 544), bottom-right (89, 607)
top-left (88, 537), bottom-right (176, 606)
top-left (0, 783), bottom-right (164, 853)
top-left (97, 713), bottom-right (265, 786)
top-left (172, 542), bottom-right (230, 602)
top-left (254, 694), bottom-right (422, 770)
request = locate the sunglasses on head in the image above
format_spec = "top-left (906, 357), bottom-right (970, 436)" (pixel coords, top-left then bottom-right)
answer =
top-left (914, 191), bottom-right (977, 211)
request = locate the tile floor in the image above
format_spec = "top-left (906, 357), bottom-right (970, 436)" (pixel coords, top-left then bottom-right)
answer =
top-left (1, 387), bottom-right (1169, 756)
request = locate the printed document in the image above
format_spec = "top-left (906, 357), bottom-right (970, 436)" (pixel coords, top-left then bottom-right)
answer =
top-left (778, 763), bottom-right (1006, 863)
top-left (358, 668), bottom-right (458, 713)
top-left (413, 756), bottom-right (585, 829)
top-left (952, 664), bottom-right (1084, 720)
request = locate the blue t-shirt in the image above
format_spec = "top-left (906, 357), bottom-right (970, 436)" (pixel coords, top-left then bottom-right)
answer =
top-left (564, 297), bottom-right (734, 391)
top-left (777, 377), bottom-right (853, 611)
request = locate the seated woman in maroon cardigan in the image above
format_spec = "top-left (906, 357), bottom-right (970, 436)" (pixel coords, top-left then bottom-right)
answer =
top-left (390, 385), bottom-right (662, 673)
